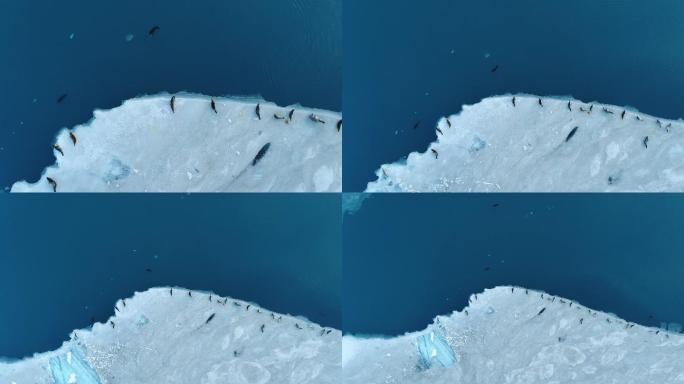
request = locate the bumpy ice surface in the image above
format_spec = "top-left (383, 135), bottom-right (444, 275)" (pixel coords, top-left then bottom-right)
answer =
top-left (0, 288), bottom-right (341, 384)
top-left (12, 94), bottom-right (341, 192)
top-left (367, 95), bottom-right (684, 192)
top-left (343, 286), bottom-right (684, 384)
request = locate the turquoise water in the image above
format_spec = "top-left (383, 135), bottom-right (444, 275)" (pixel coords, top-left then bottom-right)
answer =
top-left (0, 194), bottom-right (341, 358)
top-left (343, 194), bottom-right (684, 336)
top-left (343, 0), bottom-right (684, 190)
top-left (0, 0), bottom-right (341, 189)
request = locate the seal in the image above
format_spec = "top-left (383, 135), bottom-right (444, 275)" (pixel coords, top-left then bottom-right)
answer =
top-left (252, 143), bottom-right (271, 166)
top-left (565, 126), bottom-right (579, 142)
top-left (46, 177), bottom-right (57, 192)
top-left (53, 144), bottom-right (64, 156)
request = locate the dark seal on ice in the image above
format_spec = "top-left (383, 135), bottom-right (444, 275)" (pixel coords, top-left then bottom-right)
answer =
top-left (252, 143), bottom-right (271, 166)
top-left (46, 177), bottom-right (57, 192)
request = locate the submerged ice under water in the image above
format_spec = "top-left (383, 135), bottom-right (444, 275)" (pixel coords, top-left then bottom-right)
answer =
top-left (11, 94), bottom-right (341, 193)
top-left (343, 286), bottom-right (684, 384)
top-left (0, 287), bottom-right (341, 384)
top-left (367, 95), bottom-right (684, 192)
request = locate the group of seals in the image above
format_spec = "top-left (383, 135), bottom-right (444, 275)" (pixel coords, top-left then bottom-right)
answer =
top-left (44, 131), bottom-right (78, 191)
top-left (508, 96), bottom-right (674, 151)
top-left (43, 94), bottom-right (341, 192)
top-left (421, 96), bottom-right (675, 170)
top-left (168, 96), bottom-right (341, 133)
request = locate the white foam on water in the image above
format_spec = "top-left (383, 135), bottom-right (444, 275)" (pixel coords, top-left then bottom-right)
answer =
top-left (11, 93), bottom-right (341, 192)
top-left (367, 95), bottom-right (684, 192)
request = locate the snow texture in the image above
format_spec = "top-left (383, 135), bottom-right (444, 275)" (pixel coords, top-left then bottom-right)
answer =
top-left (343, 286), bottom-right (684, 384)
top-left (0, 288), bottom-right (341, 384)
top-left (367, 95), bottom-right (684, 192)
top-left (11, 94), bottom-right (341, 192)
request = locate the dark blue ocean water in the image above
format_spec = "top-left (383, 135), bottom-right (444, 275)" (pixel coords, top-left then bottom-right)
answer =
top-left (0, 194), bottom-right (341, 359)
top-left (343, 0), bottom-right (684, 191)
top-left (0, 0), bottom-right (341, 189)
top-left (343, 194), bottom-right (684, 336)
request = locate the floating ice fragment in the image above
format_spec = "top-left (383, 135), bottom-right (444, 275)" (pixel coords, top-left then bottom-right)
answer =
top-left (342, 193), bottom-right (372, 216)
top-left (125, 34), bottom-right (134, 42)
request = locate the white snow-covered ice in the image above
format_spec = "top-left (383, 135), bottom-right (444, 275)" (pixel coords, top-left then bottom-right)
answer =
top-left (367, 95), bottom-right (684, 192)
top-left (0, 287), bottom-right (341, 384)
top-left (11, 94), bottom-right (341, 192)
top-left (343, 286), bottom-right (684, 384)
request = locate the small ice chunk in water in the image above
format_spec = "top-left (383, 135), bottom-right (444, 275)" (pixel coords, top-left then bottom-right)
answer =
top-left (125, 34), bottom-right (135, 42)
top-left (68, 33), bottom-right (75, 40)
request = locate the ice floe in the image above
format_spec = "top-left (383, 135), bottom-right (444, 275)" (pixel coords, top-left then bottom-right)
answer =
top-left (343, 286), bottom-right (684, 383)
top-left (367, 95), bottom-right (684, 192)
top-left (0, 287), bottom-right (341, 383)
top-left (12, 93), bottom-right (341, 192)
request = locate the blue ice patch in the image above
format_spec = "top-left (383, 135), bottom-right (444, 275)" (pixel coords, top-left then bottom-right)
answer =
top-left (416, 331), bottom-right (457, 369)
top-left (49, 348), bottom-right (102, 384)
top-left (103, 158), bottom-right (131, 182)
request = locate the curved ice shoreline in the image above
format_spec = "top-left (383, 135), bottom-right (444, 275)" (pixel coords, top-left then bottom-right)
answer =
top-left (4, 286), bottom-right (682, 383)
top-left (12, 93), bottom-right (342, 193)
top-left (367, 95), bottom-right (684, 192)
top-left (0, 287), bottom-right (341, 384)
top-left (343, 286), bottom-right (684, 383)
